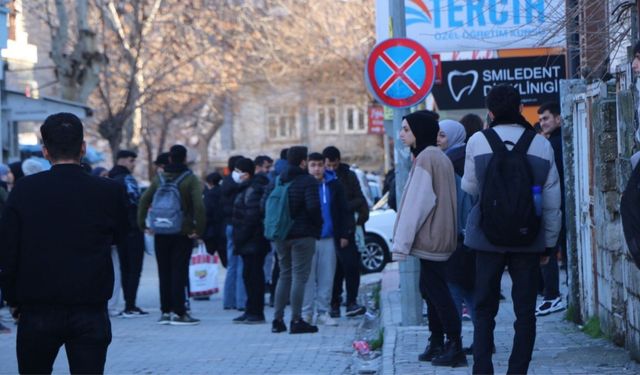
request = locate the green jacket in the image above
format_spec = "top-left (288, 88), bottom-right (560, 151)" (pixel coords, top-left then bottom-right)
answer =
top-left (137, 167), bottom-right (206, 237)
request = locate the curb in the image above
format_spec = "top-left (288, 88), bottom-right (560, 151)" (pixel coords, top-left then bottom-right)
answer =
top-left (380, 263), bottom-right (399, 375)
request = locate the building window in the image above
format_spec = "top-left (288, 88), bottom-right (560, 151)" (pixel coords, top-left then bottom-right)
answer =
top-left (267, 106), bottom-right (298, 140)
top-left (316, 99), bottom-right (339, 134)
top-left (344, 105), bottom-right (367, 134)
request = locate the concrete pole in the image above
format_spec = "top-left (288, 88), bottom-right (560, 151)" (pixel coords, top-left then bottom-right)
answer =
top-left (389, 0), bottom-right (422, 326)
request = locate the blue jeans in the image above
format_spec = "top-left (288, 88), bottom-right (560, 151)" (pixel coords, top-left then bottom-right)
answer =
top-left (223, 225), bottom-right (246, 309)
top-left (448, 282), bottom-right (475, 323)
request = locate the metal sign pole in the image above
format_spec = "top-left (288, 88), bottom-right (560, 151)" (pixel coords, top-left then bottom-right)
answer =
top-left (389, 0), bottom-right (422, 326)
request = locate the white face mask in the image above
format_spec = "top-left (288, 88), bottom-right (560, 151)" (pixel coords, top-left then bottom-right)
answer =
top-left (231, 170), bottom-right (243, 184)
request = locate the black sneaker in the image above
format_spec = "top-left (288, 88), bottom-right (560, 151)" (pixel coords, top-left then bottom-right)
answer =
top-left (329, 307), bottom-right (341, 318)
top-left (170, 313), bottom-right (200, 326)
top-left (242, 314), bottom-right (266, 324)
top-left (233, 314), bottom-right (248, 324)
top-left (289, 319), bottom-right (318, 334)
top-left (345, 304), bottom-right (366, 317)
top-left (121, 307), bottom-right (150, 318)
top-left (272, 319), bottom-right (287, 333)
top-left (157, 313), bottom-right (172, 325)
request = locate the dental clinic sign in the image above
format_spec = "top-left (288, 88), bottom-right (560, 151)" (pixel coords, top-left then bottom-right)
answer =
top-left (376, 0), bottom-right (565, 52)
top-left (431, 55), bottom-right (566, 109)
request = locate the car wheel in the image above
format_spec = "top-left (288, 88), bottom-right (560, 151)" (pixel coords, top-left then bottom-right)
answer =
top-left (361, 234), bottom-right (388, 274)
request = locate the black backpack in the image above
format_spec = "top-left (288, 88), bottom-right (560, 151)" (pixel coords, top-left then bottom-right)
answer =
top-left (620, 162), bottom-right (640, 269)
top-left (480, 128), bottom-right (540, 246)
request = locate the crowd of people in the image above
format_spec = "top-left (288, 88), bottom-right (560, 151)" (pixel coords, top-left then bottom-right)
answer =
top-left (391, 84), bottom-right (565, 373)
top-left (0, 82), bottom-right (569, 373)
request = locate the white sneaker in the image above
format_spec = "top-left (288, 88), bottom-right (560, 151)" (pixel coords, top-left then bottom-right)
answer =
top-left (316, 312), bottom-right (338, 326)
top-left (536, 297), bottom-right (565, 316)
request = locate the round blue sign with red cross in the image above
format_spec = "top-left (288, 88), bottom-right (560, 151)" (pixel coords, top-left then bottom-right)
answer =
top-left (365, 38), bottom-right (435, 108)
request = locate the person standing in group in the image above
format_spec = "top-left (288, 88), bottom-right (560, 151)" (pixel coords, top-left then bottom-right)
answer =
top-left (302, 152), bottom-right (353, 326)
top-left (231, 158), bottom-right (271, 324)
top-left (109, 150), bottom-right (148, 318)
top-left (392, 111), bottom-right (466, 368)
top-left (438, 119), bottom-right (478, 352)
top-left (221, 155), bottom-right (247, 311)
top-left (462, 84), bottom-right (561, 374)
top-left (536, 101), bottom-right (567, 317)
top-left (138, 145), bottom-right (206, 326)
top-left (203, 172), bottom-right (227, 268)
top-left (254, 155), bottom-right (276, 303)
top-left (322, 146), bottom-right (368, 318)
top-left (265, 146), bottom-right (323, 334)
top-left (0, 113), bottom-right (129, 373)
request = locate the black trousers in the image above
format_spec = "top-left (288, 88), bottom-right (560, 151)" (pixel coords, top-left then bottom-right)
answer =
top-left (155, 234), bottom-right (193, 316)
top-left (331, 243), bottom-right (361, 308)
top-left (473, 251), bottom-right (540, 375)
top-left (204, 237), bottom-right (228, 269)
top-left (117, 230), bottom-right (145, 311)
top-left (419, 259), bottom-right (461, 338)
top-left (241, 252), bottom-right (267, 316)
top-left (17, 306), bottom-right (111, 374)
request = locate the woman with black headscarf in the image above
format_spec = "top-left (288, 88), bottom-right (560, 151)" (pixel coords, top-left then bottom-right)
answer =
top-left (391, 110), bottom-right (466, 368)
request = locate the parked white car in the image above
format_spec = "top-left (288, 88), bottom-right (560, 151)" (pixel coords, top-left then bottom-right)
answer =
top-left (361, 193), bottom-right (396, 273)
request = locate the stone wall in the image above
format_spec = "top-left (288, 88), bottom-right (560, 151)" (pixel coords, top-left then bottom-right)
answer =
top-left (562, 79), bottom-right (640, 360)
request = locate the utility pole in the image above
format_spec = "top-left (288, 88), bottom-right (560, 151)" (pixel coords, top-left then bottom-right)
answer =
top-left (389, 0), bottom-right (422, 326)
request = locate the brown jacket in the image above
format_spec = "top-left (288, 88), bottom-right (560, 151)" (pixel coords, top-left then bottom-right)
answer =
top-left (392, 146), bottom-right (457, 261)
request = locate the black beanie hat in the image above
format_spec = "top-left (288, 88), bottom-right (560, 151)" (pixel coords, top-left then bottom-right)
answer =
top-left (116, 150), bottom-right (137, 159)
top-left (403, 110), bottom-right (440, 157)
top-left (169, 145), bottom-right (187, 164)
top-left (287, 146), bottom-right (308, 166)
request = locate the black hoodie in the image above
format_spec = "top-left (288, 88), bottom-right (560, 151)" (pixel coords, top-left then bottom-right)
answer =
top-left (404, 111), bottom-right (439, 157)
top-left (232, 173), bottom-right (270, 255)
top-left (108, 165), bottom-right (141, 230)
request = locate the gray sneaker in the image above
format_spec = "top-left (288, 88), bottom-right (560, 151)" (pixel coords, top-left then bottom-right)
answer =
top-left (157, 313), bottom-right (171, 325)
top-left (170, 313), bottom-right (200, 326)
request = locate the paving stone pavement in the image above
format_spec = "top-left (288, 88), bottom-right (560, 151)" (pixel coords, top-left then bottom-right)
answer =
top-left (0, 254), bottom-right (372, 374)
top-left (381, 262), bottom-right (640, 374)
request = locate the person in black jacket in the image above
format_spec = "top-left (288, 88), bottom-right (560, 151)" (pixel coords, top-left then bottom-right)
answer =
top-left (323, 146), bottom-right (368, 318)
top-left (267, 146), bottom-right (323, 334)
top-left (203, 172), bottom-right (227, 268)
top-left (221, 155), bottom-right (247, 310)
top-left (302, 153), bottom-right (354, 327)
top-left (0, 113), bottom-right (129, 374)
top-left (231, 158), bottom-right (270, 324)
top-left (108, 150), bottom-right (148, 318)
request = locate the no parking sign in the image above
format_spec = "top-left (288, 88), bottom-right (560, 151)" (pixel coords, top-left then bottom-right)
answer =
top-left (365, 38), bottom-right (436, 109)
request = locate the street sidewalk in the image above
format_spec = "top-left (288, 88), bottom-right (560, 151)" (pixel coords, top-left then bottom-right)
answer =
top-left (0, 254), bottom-right (377, 374)
top-left (381, 262), bottom-right (640, 374)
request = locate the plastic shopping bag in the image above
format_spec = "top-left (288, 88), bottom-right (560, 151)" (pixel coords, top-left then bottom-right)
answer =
top-left (189, 242), bottom-right (219, 297)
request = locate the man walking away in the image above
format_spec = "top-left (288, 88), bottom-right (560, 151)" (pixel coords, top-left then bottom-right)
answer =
top-left (323, 146), bottom-right (368, 318)
top-left (0, 113), bottom-right (129, 374)
top-left (221, 155), bottom-right (247, 311)
top-left (138, 145), bottom-right (206, 326)
top-left (231, 158), bottom-right (270, 324)
top-left (462, 84), bottom-right (561, 374)
top-left (266, 146), bottom-right (323, 334)
top-left (302, 153), bottom-right (353, 326)
top-left (536, 102), bottom-right (566, 316)
top-left (109, 150), bottom-right (148, 318)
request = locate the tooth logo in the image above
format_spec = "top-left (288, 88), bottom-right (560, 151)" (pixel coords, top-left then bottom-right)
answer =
top-left (448, 70), bottom-right (479, 102)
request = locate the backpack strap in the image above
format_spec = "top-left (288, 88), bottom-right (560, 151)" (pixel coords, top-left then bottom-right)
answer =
top-left (173, 171), bottom-right (192, 186)
top-left (512, 129), bottom-right (536, 155)
top-left (482, 128), bottom-right (508, 153)
top-left (158, 172), bottom-right (166, 185)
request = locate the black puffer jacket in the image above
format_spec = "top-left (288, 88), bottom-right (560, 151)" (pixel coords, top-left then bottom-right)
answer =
top-left (232, 174), bottom-right (270, 256)
top-left (220, 175), bottom-right (240, 225)
top-left (335, 163), bottom-right (369, 226)
top-left (264, 165), bottom-right (322, 240)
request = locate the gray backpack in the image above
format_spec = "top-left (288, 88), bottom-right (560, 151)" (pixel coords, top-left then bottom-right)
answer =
top-left (149, 171), bottom-right (191, 234)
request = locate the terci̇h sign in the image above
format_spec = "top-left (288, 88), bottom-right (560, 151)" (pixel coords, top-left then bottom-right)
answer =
top-left (430, 55), bottom-right (566, 110)
top-left (375, 0), bottom-right (565, 52)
